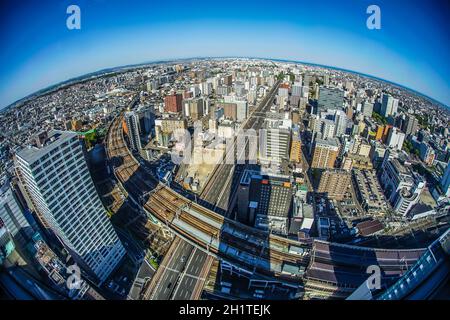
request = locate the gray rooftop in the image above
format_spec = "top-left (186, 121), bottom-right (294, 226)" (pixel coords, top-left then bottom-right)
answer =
top-left (16, 130), bottom-right (77, 165)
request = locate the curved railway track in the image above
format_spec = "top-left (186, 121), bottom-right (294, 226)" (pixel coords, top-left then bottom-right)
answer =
top-left (105, 115), bottom-right (310, 278)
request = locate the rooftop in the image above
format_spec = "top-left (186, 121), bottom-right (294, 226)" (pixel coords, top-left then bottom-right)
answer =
top-left (16, 130), bottom-right (77, 165)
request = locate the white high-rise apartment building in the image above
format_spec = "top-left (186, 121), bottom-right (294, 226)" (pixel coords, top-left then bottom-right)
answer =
top-left (15, 131), bottom-right (126, 284)
top-left (387, 127), bottom-right (406, 150)
top-left (381, 93), bottom-right (399, 117)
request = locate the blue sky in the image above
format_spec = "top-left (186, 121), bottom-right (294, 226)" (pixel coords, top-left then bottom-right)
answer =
top-left (0, 0), bottom-right (449, 109)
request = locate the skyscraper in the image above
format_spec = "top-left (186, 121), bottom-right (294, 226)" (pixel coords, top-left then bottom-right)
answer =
top-left (15, 131), bottom-right (126, 283)
top-left (403, 114), bottom-right (419, 136)
top-left (381, 94), bottom-right (399, 118)
top-left (124, 111), bottom-right (142, 152)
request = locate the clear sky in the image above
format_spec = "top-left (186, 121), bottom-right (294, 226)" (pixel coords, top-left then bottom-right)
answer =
top-left (0, 0), bottom-right (449, 109)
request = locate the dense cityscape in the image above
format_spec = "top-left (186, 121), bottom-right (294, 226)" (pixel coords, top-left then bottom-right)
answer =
top-left (0, 57), bottom-right (449, 301)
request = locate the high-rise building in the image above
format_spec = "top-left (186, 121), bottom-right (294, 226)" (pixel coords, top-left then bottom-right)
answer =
top-left (317, 87), bottom-right (344, 112)
top-left (124, 111), bottom-right (142, 152)
top-left (235, 100), bottom-right (248, 122)
top-left (379, 150), bottom-right (425, 217)
top-left (15, 131), bottom-right (126, 283)
top-left (317, 169), bottom-right (351, 200)
top-left (164, 93), bottom-right (183, 113)
top-left (403, 114), bottom-right (419, 136)
top-left (321, 119), bottom-right (336, 140)
top-left (387, 127), bottom-right (405, 151)
top-left (362, 102), bottom-right (374, 117)
top-left (380, 94), bottom-right (399, 117)
top-left (137, 106), bottom-right (155, 136)
top-left (259, 119), bottom-right (292, 163)
top-left (237, 170), bottom-right (293, 235)
top-left (311, 138), bottom-right (340, 169)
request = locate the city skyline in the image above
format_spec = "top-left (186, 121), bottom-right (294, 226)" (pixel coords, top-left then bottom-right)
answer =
top-left (1, 0), bottom-right (450, 109)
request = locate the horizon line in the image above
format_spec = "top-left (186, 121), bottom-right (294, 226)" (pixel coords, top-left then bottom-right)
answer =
top-left (2, 56), bottom-right (449, 112)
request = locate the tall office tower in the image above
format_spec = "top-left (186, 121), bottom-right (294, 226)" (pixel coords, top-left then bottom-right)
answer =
top-left (317, 169), bottom-right (351, 200)
top-left (259, 120), bottom-right (292, 163)
top-left (403, 114), bottom-right (419, 136)
top-left (0, 179), bottom-right (36, 248)
top-left (164, 93), bottom-right (183, 113)
top-left (124, 111), bottom-right (142, 152)
top-left (311, 138), bottom-right (340, 169)
top-left (441, 162), bottom-right (450, 197)
top-left (387, 127), bottom-right (406, 150)
top-left (15, 131), bottom-right (126, 284)
top-left (292, 82), bottom-right (302, 97)
top-left (317, 87), bottom-right (344, 113)
top-left (362, 102), bottom-right (374, 117)
top-left (380, 93), bottom-right (399, 117)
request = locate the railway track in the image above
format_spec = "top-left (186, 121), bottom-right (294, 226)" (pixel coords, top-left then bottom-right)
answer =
top-left (105, 114), bottom-right (311, 277)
